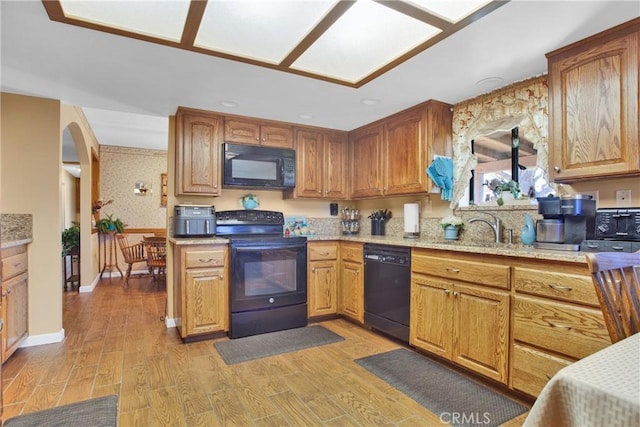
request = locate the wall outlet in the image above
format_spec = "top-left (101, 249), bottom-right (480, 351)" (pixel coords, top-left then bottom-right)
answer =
top-left (616, 190), bottom-right (631, 207)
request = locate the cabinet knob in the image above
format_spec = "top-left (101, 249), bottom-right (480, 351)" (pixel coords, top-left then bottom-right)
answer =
top-left (312, 268), bottom-right (316, 272)
top-left (318, 190), bottom-right (322, 194)
top-left (554, 166), bottom-right (561, 173)
top-left (453, 291), bottom-right (459, 297)
top-left (444, 289), bottom-right (450, 295)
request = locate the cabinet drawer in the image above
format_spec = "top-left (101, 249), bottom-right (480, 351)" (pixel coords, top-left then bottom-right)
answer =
top-left (341, 243), bottom-right (362, 263)
top-left (511, 343), bottom-right (573, 397)
top-left (514, 267), bottom-right (599, 306)
top-left (309, 243), bottom-right (338, 261)
top-left (1, 249), bottom-right (28, 281)
top-left (412, 254), bottom-right (509, 289)
top-left (513, 295), bottom-right (610, 360)
top-left (184, 248), bottom-right (226, 269)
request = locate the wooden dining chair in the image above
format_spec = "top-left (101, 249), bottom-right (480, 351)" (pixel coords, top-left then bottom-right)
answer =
top-left (115, 234), bottom-right (146, 287)
top-left (585, 252), bottom-right (640, 343)
top-left (143, 238), bottom-right (166, 284)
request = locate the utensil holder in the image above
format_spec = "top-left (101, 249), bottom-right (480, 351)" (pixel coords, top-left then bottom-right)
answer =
top-left (371, 218), bottom-right (385, 236)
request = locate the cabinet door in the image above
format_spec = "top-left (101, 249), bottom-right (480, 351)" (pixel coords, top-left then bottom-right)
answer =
top-left (340, 260), bottom-right (363, 322)
top-left (452, 283), bottom-right (510, 383)
top-left (184, 267), bottom-right (227, 336)
top-left (224, 119), bottom-right (293, 148)
top-left (548, 31), bottom-right (639, 181)
top-left (309, 260), bottom-right (338, 317)
top-left (224, 119), bottom-right (261, 144)
top-left (2, 272), bottom-right (28, 363)
top-left (323, 132), bottom-right (348, 199)
top-left (410, 274), bottom-right (452, 359)
top-left (176, 111), bottom-right (222, 195)
top-left (384, 109), bottom-right (428, 195)
top-left (294, 130), bottom-right (324, 198)
top-left (349, 125), bottom-right (383, 198)
top-left (260, 124), bottom-right (293, 148)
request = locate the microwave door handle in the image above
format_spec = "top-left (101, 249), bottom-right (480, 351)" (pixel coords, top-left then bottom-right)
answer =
top-left (185, 220), bottom-right (190, 234)
top-left (205, 220), bottom-right (210, 234)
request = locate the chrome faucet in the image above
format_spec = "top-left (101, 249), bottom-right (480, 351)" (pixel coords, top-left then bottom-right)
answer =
top-left (468, 213), bottom-right (503, 243)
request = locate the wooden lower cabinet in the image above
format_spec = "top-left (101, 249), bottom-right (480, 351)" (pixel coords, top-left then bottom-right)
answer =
top-left (410, 273), bottom-right (510, 384)
top-left (173, 244), bottom-right (228, 339)
top-left (511, 343), bottom-right (572, 397)
top-left (510, 259), bottom-right (611, 397)
top-left (1, 245), bottom-right (29, 363)
top-left (339, 242), bottom-right (363, 323)
top-left (308, 242), bottom-right (339, 317)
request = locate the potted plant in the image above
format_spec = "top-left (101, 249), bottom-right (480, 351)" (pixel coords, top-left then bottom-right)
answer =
top-left (96, 214), bottom-right (125, 234)
top-left (61, 223), bottom-right (80, 256)
top-left (485, 178), bottom-right (520, 206)
top-left (440, 215), bottom-right (464, 240)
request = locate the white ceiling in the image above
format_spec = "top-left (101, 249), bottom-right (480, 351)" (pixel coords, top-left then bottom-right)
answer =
top-left (2, 1), bottom-right (639, 155)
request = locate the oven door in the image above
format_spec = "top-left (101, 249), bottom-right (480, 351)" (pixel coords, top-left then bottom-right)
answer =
top-left (230, 238), bottom-right (307, 313)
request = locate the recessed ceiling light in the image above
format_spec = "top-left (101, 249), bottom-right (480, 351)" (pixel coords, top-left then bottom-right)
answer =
top-left (361, 98), bottom-right (381, 106)
top-left (219, 100), bottom-right (239, 108)
top-left (475, 77), bottom-right (504, 89)
top-left (298, 113), bottom-right (313, 120)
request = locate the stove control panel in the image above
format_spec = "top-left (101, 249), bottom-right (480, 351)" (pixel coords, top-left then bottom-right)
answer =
top-left (216, 210), bottom-right (284, 226)
top-left (594, 207), bottom-right (640, 241)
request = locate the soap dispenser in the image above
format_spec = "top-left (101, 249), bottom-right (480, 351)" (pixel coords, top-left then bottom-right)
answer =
top-left (521, 213), bottom-right (536, 245)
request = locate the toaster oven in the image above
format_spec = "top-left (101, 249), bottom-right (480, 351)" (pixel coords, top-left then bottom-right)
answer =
top-left (173, 205), bottom-right (215, 237)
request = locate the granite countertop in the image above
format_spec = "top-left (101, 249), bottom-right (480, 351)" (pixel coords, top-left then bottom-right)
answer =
top-left (1, 213), bottom-right (33, 249)
top-left (170, 233), bottom-right (588, 264)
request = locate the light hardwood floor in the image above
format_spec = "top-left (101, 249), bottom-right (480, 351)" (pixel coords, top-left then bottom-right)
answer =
top-left (2, 276), bottom-right (528, 426)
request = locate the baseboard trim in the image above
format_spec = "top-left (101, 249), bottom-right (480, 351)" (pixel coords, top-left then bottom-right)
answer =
top-left (21, 328), bottom-right (65, 347)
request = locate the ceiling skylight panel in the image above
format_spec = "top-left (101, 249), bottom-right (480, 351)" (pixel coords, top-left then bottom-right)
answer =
top-left (59, 0), bottom-right (190, 42)
top-left (291, 0), bottom-right (441, 83)
top-left (406, 0), bottom-right (493, 23)
top-left (195, 0), bottom-right (338, 64)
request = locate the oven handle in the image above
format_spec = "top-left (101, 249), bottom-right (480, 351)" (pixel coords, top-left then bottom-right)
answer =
top-left (233, 242), bottom-right (307, 252)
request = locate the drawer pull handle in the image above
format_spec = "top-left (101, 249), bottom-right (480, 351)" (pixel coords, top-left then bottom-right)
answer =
top-left (319, 252), bottom-right (330, 256)
top-left (548, 322), bottom-right (572, 330)
top-left (198, 258), bottom-right (214, 263)
top-left (446, 268), bottom-right (460, 274)
top-left (548, 284), bottom-right (573, 291)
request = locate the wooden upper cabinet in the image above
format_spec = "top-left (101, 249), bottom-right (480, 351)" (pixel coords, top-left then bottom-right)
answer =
top-left (349, 124), bottom-right (384, 198)
top-left (348, 100), bottom-right (452, 199)
top-left (547, 19), bottom-right (639, 181)
top-left (384, 108), bottom-right (427, 195)
top-left (175, 108), bottom-right (223, 196)
top-left (224, 118), bottom-right (293, 148)
top-left (286, 128), bottom-right (347, 199)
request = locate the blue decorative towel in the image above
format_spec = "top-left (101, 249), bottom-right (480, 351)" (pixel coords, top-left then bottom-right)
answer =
top-left (426, 157), bottom-right (453, 201)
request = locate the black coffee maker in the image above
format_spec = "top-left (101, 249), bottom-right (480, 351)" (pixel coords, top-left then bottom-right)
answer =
top-left (535, 195), bottom-right (596, 251)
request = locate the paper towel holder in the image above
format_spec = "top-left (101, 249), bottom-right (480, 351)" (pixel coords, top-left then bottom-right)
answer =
top-left (404, 202), bottom-right (420, 239)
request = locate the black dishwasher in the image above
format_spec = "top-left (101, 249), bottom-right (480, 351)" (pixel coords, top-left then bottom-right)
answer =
top-left (364, 244), bottom-right (411, 343)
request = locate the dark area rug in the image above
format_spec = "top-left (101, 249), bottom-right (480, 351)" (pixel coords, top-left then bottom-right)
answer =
top-left (4, 395), bottom-right (118, 427)
top-left (355, 348), bottom-right (527, 427)
top-left (214, 325), bottom-right (344, 365)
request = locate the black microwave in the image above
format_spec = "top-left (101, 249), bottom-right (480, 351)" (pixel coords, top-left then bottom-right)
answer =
top-left (223, 143), bottom-right (296, 189)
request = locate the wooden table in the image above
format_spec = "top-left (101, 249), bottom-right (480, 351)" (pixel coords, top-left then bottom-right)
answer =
top-left (523, 333), bottom-right (640, 427)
